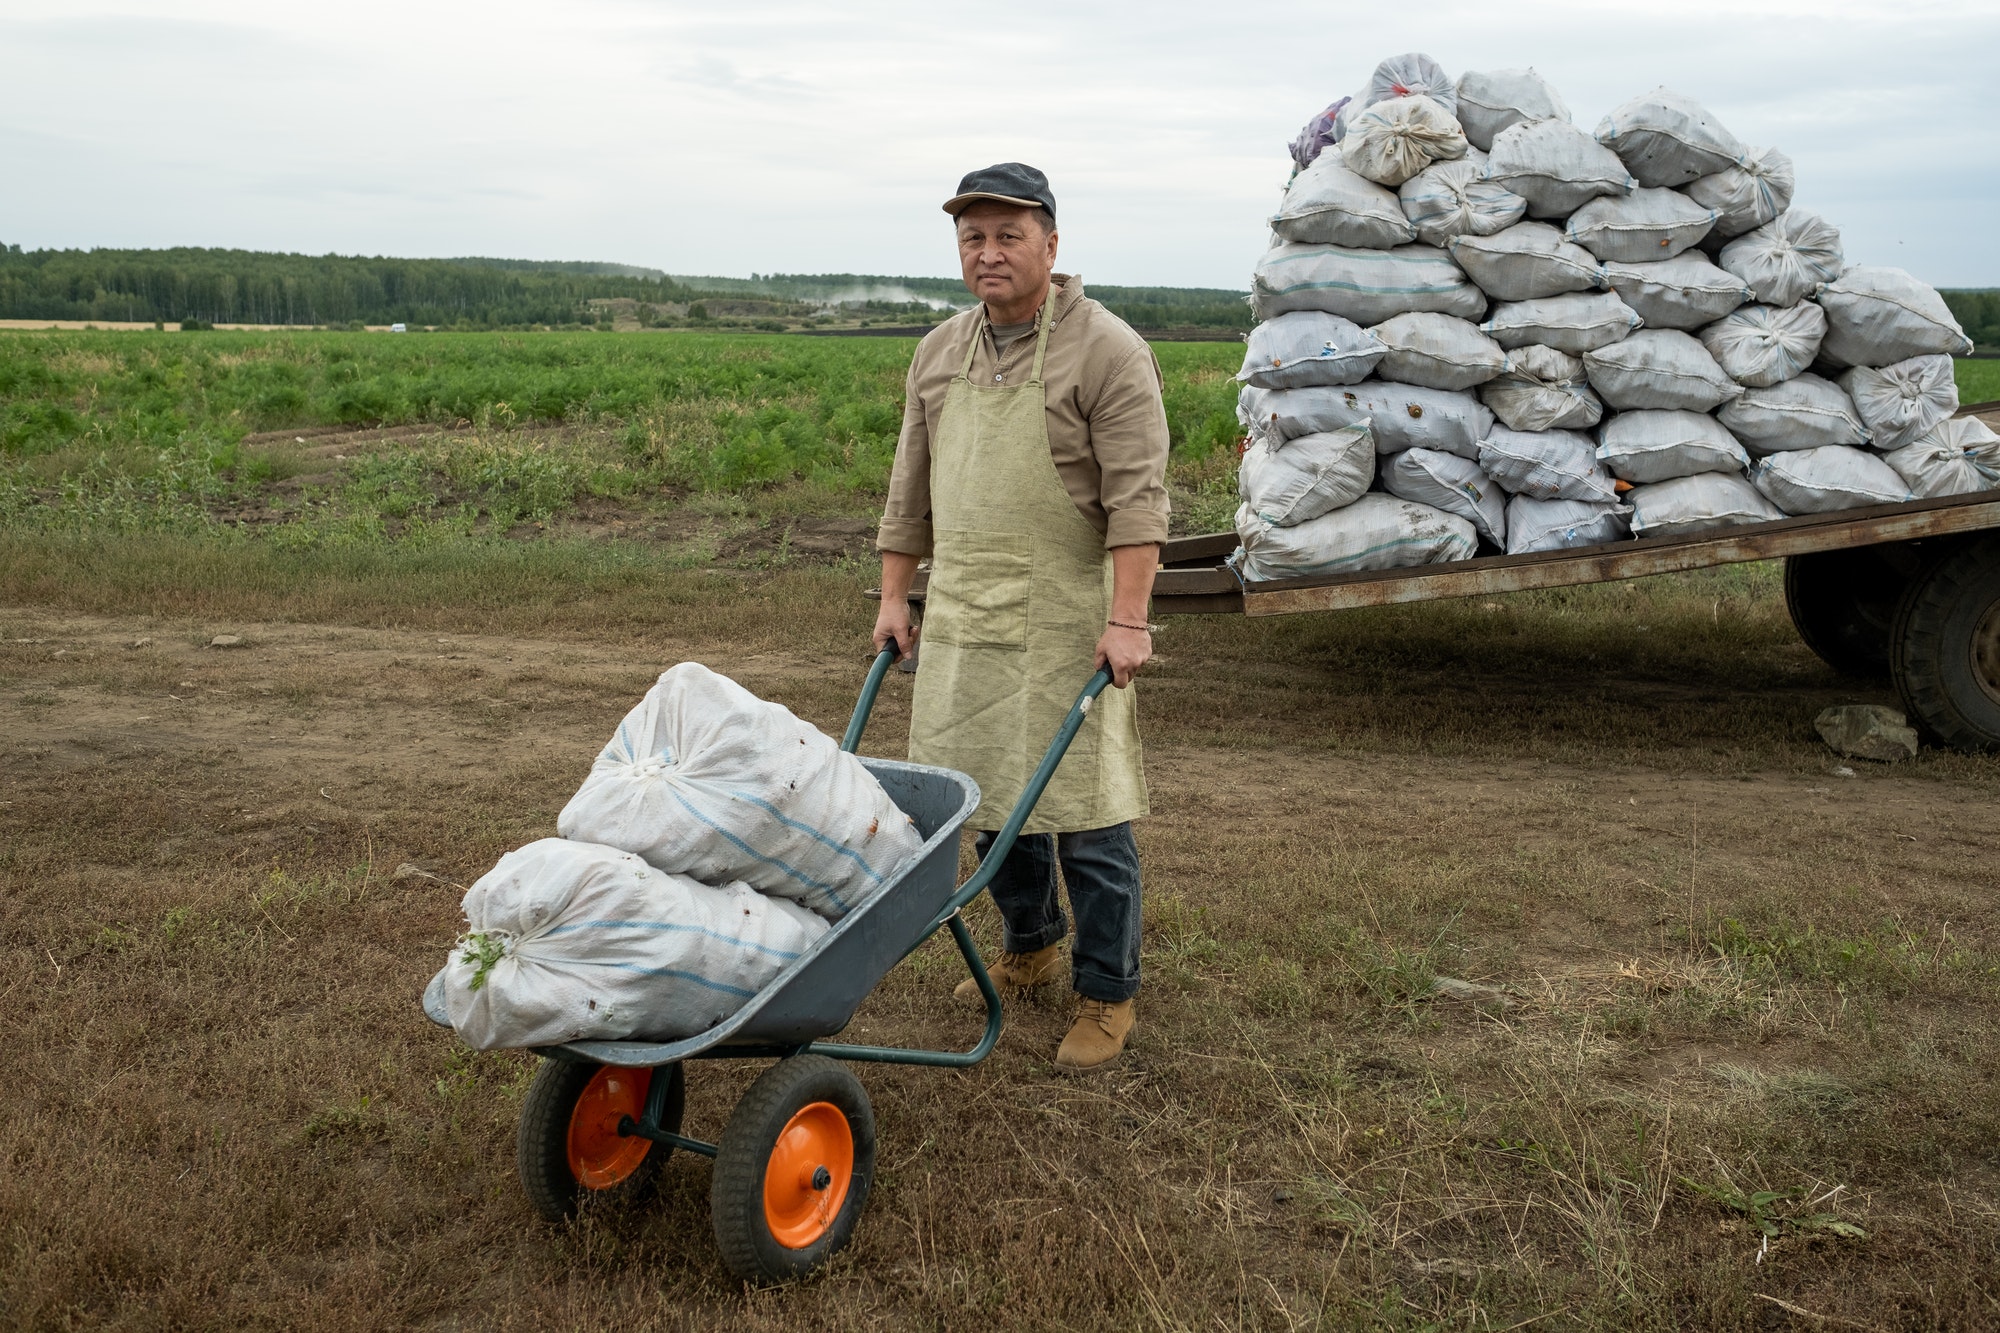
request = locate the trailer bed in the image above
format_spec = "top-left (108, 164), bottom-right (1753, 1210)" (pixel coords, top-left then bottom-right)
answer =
top-left (1147, 488), bottom-right (2000, 617)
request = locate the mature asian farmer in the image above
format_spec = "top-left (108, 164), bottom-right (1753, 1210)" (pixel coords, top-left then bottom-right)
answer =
top-left (873, 163), bottom-right (1170, 1073)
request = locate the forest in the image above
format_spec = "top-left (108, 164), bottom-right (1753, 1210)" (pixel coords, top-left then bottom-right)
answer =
top-left (1, 244), bottom-right (1990, 343)
top-left (0, 246), bottom-right (1250, 332)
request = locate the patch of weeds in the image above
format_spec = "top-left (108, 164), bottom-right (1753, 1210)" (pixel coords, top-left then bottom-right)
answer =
top-left (432, 1045), bottom-right (525, 1106)
top-left (1706, 915), bottom-right (1977, 996)
top-left (303, 1094), bottom-right (389, 1142)
top-left (1682, 1177), bottom-right (1867, 1242)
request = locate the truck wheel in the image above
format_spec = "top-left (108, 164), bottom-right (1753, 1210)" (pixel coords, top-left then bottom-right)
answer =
top-left (517, 1060), bottom-right (682, 1222)
top-left (710, 1054), bottom-right (875, 1284)
top-left (1891, 535), bottom-right (2000, 751)
top-left (1784, 546), bottom-right (1913, 679)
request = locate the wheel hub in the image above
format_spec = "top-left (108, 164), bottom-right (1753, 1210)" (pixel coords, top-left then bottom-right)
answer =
top-left (566, 1065), bottom-right (654, 1189)
top-left (1973, 597), bottom-right (2000, 709)
top-left (763, 1101), bottom-right (854, 1249)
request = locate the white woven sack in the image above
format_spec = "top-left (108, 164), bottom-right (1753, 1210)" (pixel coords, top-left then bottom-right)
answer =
top-left (1237, 425), bottom-right (1375, 527)
top-left (1603, 256), bottom-right (1751, 331)
top-left (1454, 68), bottom-right (1569, 152)
top-left (1237, 311), bottom-right (1386, 390)
top-left (1341, 94), bottom-right (1468, 187)
top-left (1272, 152), bottom-right (1417, 249)
top-left (1751, 446), bottom-right (1912, 514)
top-left (1504, 495), bottom-right (1632, 554)
top-left (1685, 146), bottom-right (1795, 239)
top-left (1628, 473), bottom-right (1784, 539)
top-left (1699, 302), bottom-right (1826, 387)
top-left (1484, 292), bottom-right (1641, 355)
top-left (1398, 149), bottom-right (1526, 247)
top-left (442, 839), bottom-right (830, 1050)
top-left (1478, 426), bottom-right (1621, 502)
top-left (1480, 344), bottom-right (1604, 432)
top-left (1371, 312), bottom-right (1510, 390)
top-left (1718, 373), bottom-right (1870, 454)
top-left (1597, 410), bottom-right (1751, 483)
top-left (1240, 381), bottom-right (1494, 457)
top-left (1718, 210), bottom-right (1843, 308)
top-left (1449, 222), bottom-right (1605, 303)
top-left (1235, 493), bottom-right (1475, 580)
top-left (1381, 447), bottom-right (1508, 546)
top-left (1251, 242), bottom-right (1485, 324)
top-left (1584, 330), bottom-right (1743, 412)
top-left (1364, 52), bottom-right (1459, 117)
top-left (1485, 119), bottom-right (1636, 218)
top-left (1566, 187), bottom-right (1718, 264)
top-left (1882, 417), bottom-right (2000, 499)
top-left (1839, 356), bottom-right (1959, 450)
top-left (1596, 89), bottom-right (1745, 188)
top-left (558, 662), bottom-right (923, 920)
top-left (1815, 267), bottom-right (1975, 368)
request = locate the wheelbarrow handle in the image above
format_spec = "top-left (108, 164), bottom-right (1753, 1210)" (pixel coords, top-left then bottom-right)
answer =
top-left (840, 644), bottom-right (903, 753)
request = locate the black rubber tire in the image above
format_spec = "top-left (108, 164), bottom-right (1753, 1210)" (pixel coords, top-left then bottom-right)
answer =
top-left (1784, 545), bottom-right (1916, 679)
top-left (516, 1059), bottom-right (683, 1223)
top-left (1890, 535), bottom-right (2000, 751)
top-left (710, 1055), bottom-right (876, 1284)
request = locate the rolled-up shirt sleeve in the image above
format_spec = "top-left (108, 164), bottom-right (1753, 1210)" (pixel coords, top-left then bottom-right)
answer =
top-left (876, 359), bottom-right (933, 557)
top-left (1089, 344), bottom-right (1172, 549)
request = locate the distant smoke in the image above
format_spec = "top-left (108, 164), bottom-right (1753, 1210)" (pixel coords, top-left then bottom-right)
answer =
top-left (815, 284), bottom-right (965, 311)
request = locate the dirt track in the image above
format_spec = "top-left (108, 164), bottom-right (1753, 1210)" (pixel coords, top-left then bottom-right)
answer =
top-left (5, 603), bottom-right (1999, 1328)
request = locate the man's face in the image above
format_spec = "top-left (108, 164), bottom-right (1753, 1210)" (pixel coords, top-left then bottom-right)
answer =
top-left (956, 203), bottom-right (1057, 310)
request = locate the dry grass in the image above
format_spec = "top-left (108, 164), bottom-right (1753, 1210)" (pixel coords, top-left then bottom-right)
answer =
top-left (3, 559), bottom-right (2000, 1331)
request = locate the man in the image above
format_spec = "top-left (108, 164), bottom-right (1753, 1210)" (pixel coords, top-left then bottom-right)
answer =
top-left (873, 163), bottom-right (1170, 1072)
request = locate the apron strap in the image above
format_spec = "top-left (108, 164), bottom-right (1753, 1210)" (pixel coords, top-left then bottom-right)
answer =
top-left (1029, 289), bottom-right (1054, 385)
top-left (957, 309), bottom-right (984, 378)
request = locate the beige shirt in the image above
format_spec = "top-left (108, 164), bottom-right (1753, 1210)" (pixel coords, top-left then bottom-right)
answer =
top-left (877, 274), bottom-right (1172, 556)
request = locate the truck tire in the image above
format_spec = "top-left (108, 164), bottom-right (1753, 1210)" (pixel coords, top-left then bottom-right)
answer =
top-left (1784, 545), bottom-right (1915, 679)
top-left (1890, 535), bottom-right (2000, 751)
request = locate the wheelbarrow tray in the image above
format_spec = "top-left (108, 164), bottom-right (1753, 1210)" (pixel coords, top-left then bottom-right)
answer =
top-left (424, 756), bottom-right (981, 1067)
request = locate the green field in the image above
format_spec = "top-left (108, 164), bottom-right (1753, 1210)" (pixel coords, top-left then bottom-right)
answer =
top-left (2, 330), bottom-right (1994, 568)
top-left (0, 329), bottom-right (1246, 547)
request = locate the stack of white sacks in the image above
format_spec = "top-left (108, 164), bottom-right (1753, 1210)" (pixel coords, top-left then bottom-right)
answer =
top-left (439, 664), bottom-right (925, 1049)
top-left (1235, 54), bottom-right (1993, 581)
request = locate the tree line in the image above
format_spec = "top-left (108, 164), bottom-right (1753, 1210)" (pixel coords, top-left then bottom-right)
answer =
top-left (0, 246), bottom-right (715, 328)
top-left (14, 243), bottom-right (1975, 341)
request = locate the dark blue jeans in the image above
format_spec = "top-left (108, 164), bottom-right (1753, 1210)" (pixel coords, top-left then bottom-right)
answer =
top-left (972, 822), bottom-right (1141, 1002)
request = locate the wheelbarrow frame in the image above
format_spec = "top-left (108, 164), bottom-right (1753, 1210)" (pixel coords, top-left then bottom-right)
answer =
top-left (423, 646), bottom-right (1112, 1207)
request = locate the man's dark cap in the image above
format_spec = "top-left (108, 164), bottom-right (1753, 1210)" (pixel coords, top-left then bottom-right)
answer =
top-left (942, 163), bottom-right (1056, 223)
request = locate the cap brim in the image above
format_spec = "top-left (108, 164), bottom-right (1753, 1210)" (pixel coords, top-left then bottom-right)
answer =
top-left (942, 191), bottom-right (1047, 217)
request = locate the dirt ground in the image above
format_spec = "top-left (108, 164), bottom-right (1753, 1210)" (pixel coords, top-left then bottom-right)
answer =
top-left (4, 597), bottom-right (1999, 1331)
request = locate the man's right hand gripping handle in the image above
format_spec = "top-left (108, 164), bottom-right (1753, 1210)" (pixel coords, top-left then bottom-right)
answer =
top-left (874, 550), bottom-right (922, 658)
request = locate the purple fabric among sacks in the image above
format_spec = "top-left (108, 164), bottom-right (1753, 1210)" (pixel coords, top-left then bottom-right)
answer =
top-left (1290, 98), bottom-right (1352, 171)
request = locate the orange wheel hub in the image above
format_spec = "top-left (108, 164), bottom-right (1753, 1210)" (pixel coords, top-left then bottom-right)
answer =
top-left (762, 1101), bottom-right (853, 1249)
top-left (566, 1065), bottom-right (654, 1190)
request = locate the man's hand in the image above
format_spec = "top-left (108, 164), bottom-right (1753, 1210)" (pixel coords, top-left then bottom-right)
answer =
top-left (874, 551), bottom-right (922, 658)
top-left (1096, 543), bottom-right (1161, 689)
top-left (1094, 624), bottom-right (1152, 688)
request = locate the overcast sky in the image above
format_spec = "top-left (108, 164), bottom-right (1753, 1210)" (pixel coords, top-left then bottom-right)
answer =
top-left (4, 0), bottom-right (1996, 290)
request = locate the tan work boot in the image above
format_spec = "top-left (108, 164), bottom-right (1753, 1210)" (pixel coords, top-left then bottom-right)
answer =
top-left (1055, 997), bottom-right (1136, 1072)
top-left (953, 941), bottom-right (1064, 1003)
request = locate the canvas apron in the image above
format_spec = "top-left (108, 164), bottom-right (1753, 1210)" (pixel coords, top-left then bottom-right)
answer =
top-left (908, 299), bottom-right (1148, 834)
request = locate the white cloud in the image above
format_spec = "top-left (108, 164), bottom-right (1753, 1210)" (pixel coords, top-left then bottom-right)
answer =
top-left (1, 0), bottom-right (1995, 286)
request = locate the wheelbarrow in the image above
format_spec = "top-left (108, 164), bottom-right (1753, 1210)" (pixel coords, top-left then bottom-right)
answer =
top-left (421, 646), bottom-right (1112, 1283)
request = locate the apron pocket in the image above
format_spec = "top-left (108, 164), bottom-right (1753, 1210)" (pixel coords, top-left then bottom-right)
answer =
top-left (925, 530), bottom-right (1031, 649)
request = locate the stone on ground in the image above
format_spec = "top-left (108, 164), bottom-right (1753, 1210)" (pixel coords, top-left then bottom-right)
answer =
top-left (1815, 704), bottom-right (1918, 762)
